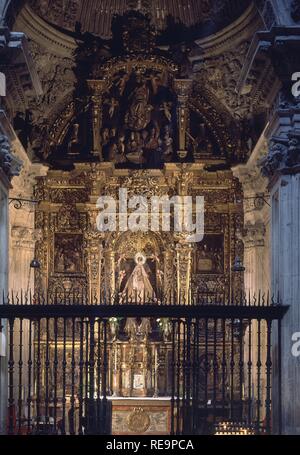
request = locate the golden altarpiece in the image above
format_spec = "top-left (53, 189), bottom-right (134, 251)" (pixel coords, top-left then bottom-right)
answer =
top-left (32, 11), bottom-right (245, 433)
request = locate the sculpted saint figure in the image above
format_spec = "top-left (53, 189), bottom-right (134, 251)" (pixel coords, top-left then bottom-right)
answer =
top-left (125, 77), bottom-right (153, 131)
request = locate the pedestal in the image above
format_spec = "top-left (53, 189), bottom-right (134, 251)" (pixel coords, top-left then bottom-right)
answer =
top-left (111, 398), bottom-right (171, 435)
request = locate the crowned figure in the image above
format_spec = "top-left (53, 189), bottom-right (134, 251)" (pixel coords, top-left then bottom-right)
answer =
top-left (122, 252), bottom-right (155, 303)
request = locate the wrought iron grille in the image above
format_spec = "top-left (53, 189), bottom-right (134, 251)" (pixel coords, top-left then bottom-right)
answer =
top-left (0, 298), bottom-right (288, 435)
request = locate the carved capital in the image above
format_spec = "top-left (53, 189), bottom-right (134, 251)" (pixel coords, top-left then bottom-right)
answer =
top-left (174, 79), bottom-right (193, 103)
top-left (10, 226), bottom-right (41, 250)
top-left (243, 221), bottom-right (266, 248)
top-left (261, 130), bottom-right (300, 179)
top-left (0, 133), bottom-right (22, 181)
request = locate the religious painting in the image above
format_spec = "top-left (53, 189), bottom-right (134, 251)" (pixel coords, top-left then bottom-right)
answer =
top-left (101, 68), bottom-right (177, 168)
top-left (117, 252), bottom-right (159, 302)
top-left (54, 233), bottom-right (83, 274)
top-left (194, 234), bottom-right (224, 274)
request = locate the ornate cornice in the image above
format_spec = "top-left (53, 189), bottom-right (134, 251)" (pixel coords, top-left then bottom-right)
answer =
top-left (15, 5), bottom-right (76, 58)
top-left (192, 2), bottom-right (260, 59)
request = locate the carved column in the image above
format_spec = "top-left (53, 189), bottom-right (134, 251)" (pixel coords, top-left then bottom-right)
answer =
top-left (86, 235), bottom-right (103, 303)
top-left (9, 227), bottom-right (40, 292)
top-left (233, 136), bottom-right (271, 297)
top-left (88, 80), bottom-right (107, 160)
top-left (163, 249), bottom-right (175, 304)
top-left (104, 248), bottom-right (115, 303)
top-left (9, 156), bottom-right (48, 294)
top-left (233, 138), bottom-right (271, 422)
top-left (261, 112), bottom-right (300, 434)
top-left (174, 79), bottom-right (193, 160)
top-left (175, 241), bottom-right (193, 305)
top-left (0, 131), bottom-right (22, 434)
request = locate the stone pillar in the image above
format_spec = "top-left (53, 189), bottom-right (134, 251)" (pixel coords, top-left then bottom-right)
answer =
top-left (0, 131), bottom-right (22, 434)
top-left (233, 136), bottom-right (271, 297)
top-left (7, 145), bottom-right (48, 428)
top-left (261, 109), bottom-right (300, 433)
top-left (9, 154), bottom-right (48, 294)
top-left (233, 135), bottom-right (271, 423)
top-left (0, 171), bottom-right (9, 435)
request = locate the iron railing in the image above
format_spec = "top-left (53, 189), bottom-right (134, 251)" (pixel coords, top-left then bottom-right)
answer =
top-left (1, 289), bottom-right (281, 306)
top-left (0, 295), bottom-right (288, 436)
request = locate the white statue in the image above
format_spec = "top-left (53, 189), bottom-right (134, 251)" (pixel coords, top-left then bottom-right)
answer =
top-left (122, 253), bottom-right (155, 303)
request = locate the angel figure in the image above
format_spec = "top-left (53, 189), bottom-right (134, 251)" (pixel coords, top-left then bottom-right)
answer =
top-left (150, 71), bottom-right (168, 94)
top-left (160, 101), bottom-right (172, 123)
top-left (116, 73), bottom-right (130, 96)
top-left (108, 97), bottom-right (119, 118)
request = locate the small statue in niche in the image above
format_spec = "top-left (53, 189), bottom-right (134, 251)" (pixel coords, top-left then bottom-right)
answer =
top-left (162, 125), bottom-right (173, 161)
top-left (101, 127), bottom-right (110, 148)
top-left (106, 97), bottom-right (119, 119)
top-left (116, 72), bottom-right (130, 95)
top-left (141, 129), bottom-right (149, 147)
top-left (143, 125), bottom-right (162, 167)
top-left (125, 75), bottom-right (153, 131)
top-left (149, 70), bottom-right (168, 95)
top-left (67, 123), bottom-right (80, 155)
top-left (110, 127), bottom-right (117, 140)
top-left (108, 141), bottom-right (118, 162)
top-left (239, 115), bottom-right (256, 156)
top-left (115, 133), bottom-right (127, 164)
top-left (101, 127), bottom-right (110, 160)
top-left (126, 131), bottom-right (144, 164)
top-left (159, 101), bottom-right (172, 123)
top-left (144, 125), bottom-right (160, 151)
top-left (30, 118), bottom-right (49, 159)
